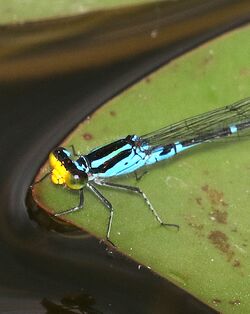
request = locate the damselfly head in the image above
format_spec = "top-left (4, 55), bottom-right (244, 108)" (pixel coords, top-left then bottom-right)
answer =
top-left (49, 147), bottom-right (71, 186)
top-left (49, 147), bottom-right (87, 189)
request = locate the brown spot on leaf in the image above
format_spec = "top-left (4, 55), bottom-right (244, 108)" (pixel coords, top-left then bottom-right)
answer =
top-left (202, 185), bottom-right (227, 207)
top-left (208, 230), bottom-right (235, 261)
top-left (195, 197), bottom-right (202, 206)
top-left (212, 299), bottom-right (221, 306)
top-left (232, 259), bottom-right (241, 268)
top-left (185, 216), bottom-right (204, 236)
top-left (188, 222), bottom-right (204, 231)
top-left (229, 299), bottom-right (241, 306)
top-left (83, 133), bottom-right (93, 141)
top-left (209, 209), bottom-right (227, 224)
top-left (109, 111), bottom-right (116, 117)
top-left (145, 77), bottom-right (151, 83)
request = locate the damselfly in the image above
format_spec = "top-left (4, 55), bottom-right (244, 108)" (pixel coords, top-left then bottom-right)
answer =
top-left (35, 97), bottom-right (250, 245)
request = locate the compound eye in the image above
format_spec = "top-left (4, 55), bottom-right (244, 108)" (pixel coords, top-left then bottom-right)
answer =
top-left (49, 147), bottom-right (71, 168)
top-left (54, 147), bottom-right (71, 160)
top-left (65, 170), bottom-right (88, 190)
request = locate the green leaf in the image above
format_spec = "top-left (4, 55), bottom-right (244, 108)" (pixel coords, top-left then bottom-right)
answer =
top-left (33, 24), bottom-right (250, 313)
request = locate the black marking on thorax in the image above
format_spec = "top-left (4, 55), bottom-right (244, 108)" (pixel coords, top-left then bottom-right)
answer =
top-left (87, 135), bottom-right (134, 162)
top-left (90, 148), bottom-right (133, 174)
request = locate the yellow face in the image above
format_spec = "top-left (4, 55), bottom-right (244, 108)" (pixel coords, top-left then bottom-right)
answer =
top-left (49, 148), bottom-right (88, 190)
top-left (49, 152), bottom-right (67, 185)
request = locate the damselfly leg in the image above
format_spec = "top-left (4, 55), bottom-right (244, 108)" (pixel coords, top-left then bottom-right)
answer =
top-left (134, 170), bottom-right (148, 181)
top-left (94, 180), bottom-right (179, 230)
top-left (30, 171), bottom-right (51, 188)
top-left (69, 144), bottom-right (80, 157)
top-left (87, 182), bottom-right (115, 246)
top-left (54, 189), bottom-right (84, 216)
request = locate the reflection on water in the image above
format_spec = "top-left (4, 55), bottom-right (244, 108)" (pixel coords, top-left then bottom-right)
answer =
top-left (27, 188), bottom-right (86, 236)
top-left (42, 292), bottom-right (102, 314)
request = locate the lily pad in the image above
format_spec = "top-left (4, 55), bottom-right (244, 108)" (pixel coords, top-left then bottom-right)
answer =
top-left (33, 24), bottom-right (250, 313)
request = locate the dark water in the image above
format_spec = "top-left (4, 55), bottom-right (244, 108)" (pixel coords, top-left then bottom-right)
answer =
top-left (0, 2), bottom-right (249, 313)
